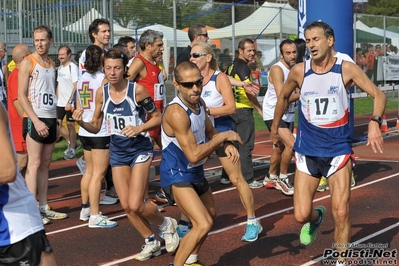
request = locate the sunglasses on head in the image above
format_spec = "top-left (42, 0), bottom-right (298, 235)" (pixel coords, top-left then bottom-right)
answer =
top-left (189, 52), bottom-right (207, 59)
top-left (197, 33), bottom-right (208, 38)
top-left (178, 77), bottom-right (204, 88)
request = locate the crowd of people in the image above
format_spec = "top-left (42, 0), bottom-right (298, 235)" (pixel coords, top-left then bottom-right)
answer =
top-left (0, 20), bottom-right (387, 266)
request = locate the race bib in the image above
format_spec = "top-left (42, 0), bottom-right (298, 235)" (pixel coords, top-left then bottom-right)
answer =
top-left (106, 114), bottom-right (135, 135)
top-left (305, 95), bottom-right (340, 123)
top-left (153, 83), bottom-right (165, 101)
top-left (37, 92), bottom-right (57, 110)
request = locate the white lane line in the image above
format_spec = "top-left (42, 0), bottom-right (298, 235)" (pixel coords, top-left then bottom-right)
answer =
top-left (96, 172), bottom-right (399, 265)
top-left (300, 222), bottom-right (399, 266)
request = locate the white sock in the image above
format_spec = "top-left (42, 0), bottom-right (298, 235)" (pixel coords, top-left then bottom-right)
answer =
top-left (247, 217), bottom-right (257, 225)
top-left (185, 254), bottom-right (198, 264)
top-left (269, 174), bottom-right (278, 180)
top-left (336, 260), bottom-right (346, 266)
top-left (279, 173), bottom-right (288, 180)
top-left (159, 217), bottom-right (169, 230)
top-left (39, 204), bottom-right (48, 212)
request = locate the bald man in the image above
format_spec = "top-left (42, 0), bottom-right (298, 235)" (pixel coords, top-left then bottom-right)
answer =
top-left (7, 44), bottom-right (31, 173)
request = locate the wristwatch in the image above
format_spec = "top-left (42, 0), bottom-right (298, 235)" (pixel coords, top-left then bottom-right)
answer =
top-left (206, 107), bottom-right (210, 116)
top-left (370, 115), bottom-right (382, 126)
top-left (68, 100), bottom-right (73, 104)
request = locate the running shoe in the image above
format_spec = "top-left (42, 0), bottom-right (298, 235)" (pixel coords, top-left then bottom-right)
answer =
top-left (155, 189), bottom-right (168, 203)
top-left (88, 215), bottom-right (117, 228)
top-left (64, 144), bottom-right (70, 155)
top-left (79, 208), bottom-right (91, 222)
top-left (220, 177), bottom-right (231, 185)
top-left (276, 178), bottom-right (294, 195)
top-left (241, 222), bottom-right (263, 242)
top-left (248, 180), bottom-right (264, 189)
top-left (351, 172), bottom-right (356, 187)
top-left (160, 226), bottom-right (190, 240)
top-left (76, 156), bottom-right (86, 175)
top-left (42, 215), bottom-right (51, 225)
top-left (41, 206), bottom-right (67, 220)
top-left (99, 195), bottom-right (118, 205)
top-left (135, 239), bottom-right (161, 261)
top-left (105, 186), bottom-right (119, 199)
top-left (64, 149), bottom-right (76, 160)
top-left (317, 176), bottom-right (329, 192)
top-left (263, 174), bottom-right (278, 188)
top-left (160, 217), bottom-right (179, 252)
top-left (300, 205), bottom-right (326, 246)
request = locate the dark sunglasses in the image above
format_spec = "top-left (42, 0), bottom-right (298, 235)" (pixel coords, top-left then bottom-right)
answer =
top-left (197, 33), bottom-right (208, 38)
top-left (178, 77), bottom-right (204, 88)
top-left (189, 52), bottom-right (208, 59)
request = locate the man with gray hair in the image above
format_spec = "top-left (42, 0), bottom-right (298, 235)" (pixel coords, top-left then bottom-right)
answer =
top-left (127, 29), bottom-right (165, 147)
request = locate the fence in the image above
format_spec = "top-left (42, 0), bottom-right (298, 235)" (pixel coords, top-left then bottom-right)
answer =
top-left (1, 0), bottom-right (399, 75)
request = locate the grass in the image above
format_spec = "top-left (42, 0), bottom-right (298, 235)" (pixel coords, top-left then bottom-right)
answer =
top-left (52, 96), bottom-right (398, 162)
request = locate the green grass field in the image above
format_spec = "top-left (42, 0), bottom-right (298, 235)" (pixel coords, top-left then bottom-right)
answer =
top-left (52, 96), bottom-right (398, 162)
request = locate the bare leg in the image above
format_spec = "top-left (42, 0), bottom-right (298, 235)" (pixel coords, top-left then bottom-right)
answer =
top-left (88, 149), bottom-right (109, 215)
top-left (173, 186), bottom-right (215, 266)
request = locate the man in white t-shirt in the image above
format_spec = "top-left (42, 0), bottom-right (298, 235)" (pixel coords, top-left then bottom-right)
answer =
top-left (56, 45), bottom-right (79, 160)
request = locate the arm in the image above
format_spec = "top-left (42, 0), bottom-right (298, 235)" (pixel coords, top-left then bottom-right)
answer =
top-left (228, 75), bottom-right (259, 96)
top-left (342, 61), bottom-right (386, 153)
top-left (163, 103), bottom-right (242, 165)
top-left (3, 64), bottom-right (9, 89)
top-left (0, 103), bottom-right (17, 184)
top-left (72, 86), bottom-right (104, 134)
top-left (120, 84), bottom-right (162, 137)
top-left (127, 57), bottom-right (145, 81)
top-left (208, 73), bottom-right (236, 117)
top-left (270, 65), bottom-right (301, 145)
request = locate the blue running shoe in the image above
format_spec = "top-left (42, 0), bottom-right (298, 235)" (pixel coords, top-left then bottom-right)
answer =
top-left (241, 222), bottom-right (263, 242)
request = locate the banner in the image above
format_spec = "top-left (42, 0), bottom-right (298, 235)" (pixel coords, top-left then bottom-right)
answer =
top-left (383, 56), bottom-right (399, 81)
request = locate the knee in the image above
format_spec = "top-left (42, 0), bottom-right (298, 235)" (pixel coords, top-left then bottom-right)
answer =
top-left (195, 218), bottom-right (213, 236)
top-left (294, 207), bottom-right (312, 224)
top-left (332, 205), bottom-right (349, 225)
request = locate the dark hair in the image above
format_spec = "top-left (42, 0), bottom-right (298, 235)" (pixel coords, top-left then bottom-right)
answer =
top-left (104, 48), bottom-right (129, 67)
top-left (294, 38), bottom-right (306, 63)
top-left (174, 61), bottom-right (200, 83)
top-left (238, 38), bottom-right (254, 50)
top-left (188, 24), bottom-right (206, 42)
top-left (138, 29), bottom-right (164, 51)
top-left (113, 43), bottom-right (128, 54)
top-left (117, 36), bottom-right (136, 46)
top-left (88, 18), bottom-right (110, 43)
top-left (305, 21), bottom-right (335, 40)
top-left (279, 39), bottom-right (295, 54)
top-left (58, 45), bottom-right (71, 55)
top-left (33, 25), bottom-right (53, 40)
top-left (356, 47), bottom-right (363, 53)
top-left (84, 45), bottom-right (103, 74)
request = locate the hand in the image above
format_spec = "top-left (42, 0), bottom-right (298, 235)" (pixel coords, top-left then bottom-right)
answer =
top-left (222, 130), bottom-right (243, 145)
top-left (224, 143), bottom-right (240, 164)
top-left (243, 82), bottom-right (259, 96)
top-left (366, 123), bottom-right (384, 153)
top-left (65, 103), bottom-right (71, 111)
top-left (72, 108), bottom-right (84, 123)
top-left (34, 120), bottom-right (49, 138)
top-left (121, 125), bottom-right (142, 138)
top-left (270, 128), bottom-right (280, 148)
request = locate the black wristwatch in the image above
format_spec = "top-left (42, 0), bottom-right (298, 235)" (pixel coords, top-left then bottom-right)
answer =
top-left (68, 100), bottom-right (73, 104)
top-left (370, 115), bottom-right (382, 126)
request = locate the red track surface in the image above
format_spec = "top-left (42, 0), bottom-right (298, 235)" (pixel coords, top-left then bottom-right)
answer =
top-left (44, 111), bottom-right (399, 266)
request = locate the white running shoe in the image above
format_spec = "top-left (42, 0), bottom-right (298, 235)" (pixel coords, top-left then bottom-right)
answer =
top-left (88, 215), bottom-right (117, 228)
top-left (99, 195), bottom-right (118, 205)
top-left (160, 217), bottom-right (179, 252)
top-left (79, 208), bottom-right (91, 222)
top-left (135, 239), bottom-right (161, 261)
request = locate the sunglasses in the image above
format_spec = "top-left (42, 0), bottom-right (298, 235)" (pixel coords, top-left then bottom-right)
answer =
top-left (189, 52), bottom-right (208, 59)
top-left (178, 77), bottom-right (204, 88)
top-left (197, 33), bottom-right (208, 38)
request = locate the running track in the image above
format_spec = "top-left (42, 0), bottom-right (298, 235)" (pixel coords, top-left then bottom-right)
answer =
top-left (44, 111), bottom-right (399, 266)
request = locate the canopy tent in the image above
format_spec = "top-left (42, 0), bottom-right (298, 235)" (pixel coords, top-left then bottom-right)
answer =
top-left (63, 8), bottom-right (134, 36)
top-left (208, 2), bottom-right (297, 40)
top-left (135, 24), bottom-right (189, 48)
top-left (387, 25), bottom-right (399, 34)
top-left (356, 29), bottom-right (391, 44)
top-left (355, 20), bottom-right (398, 46)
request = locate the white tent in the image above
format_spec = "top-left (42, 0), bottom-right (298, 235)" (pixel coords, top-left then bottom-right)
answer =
top-left (135, 24), bottom-right (189, 48)
top-left (208, 2), bottom-right (297, 40)
top-left (63, 8), bottom-right (134, 36)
